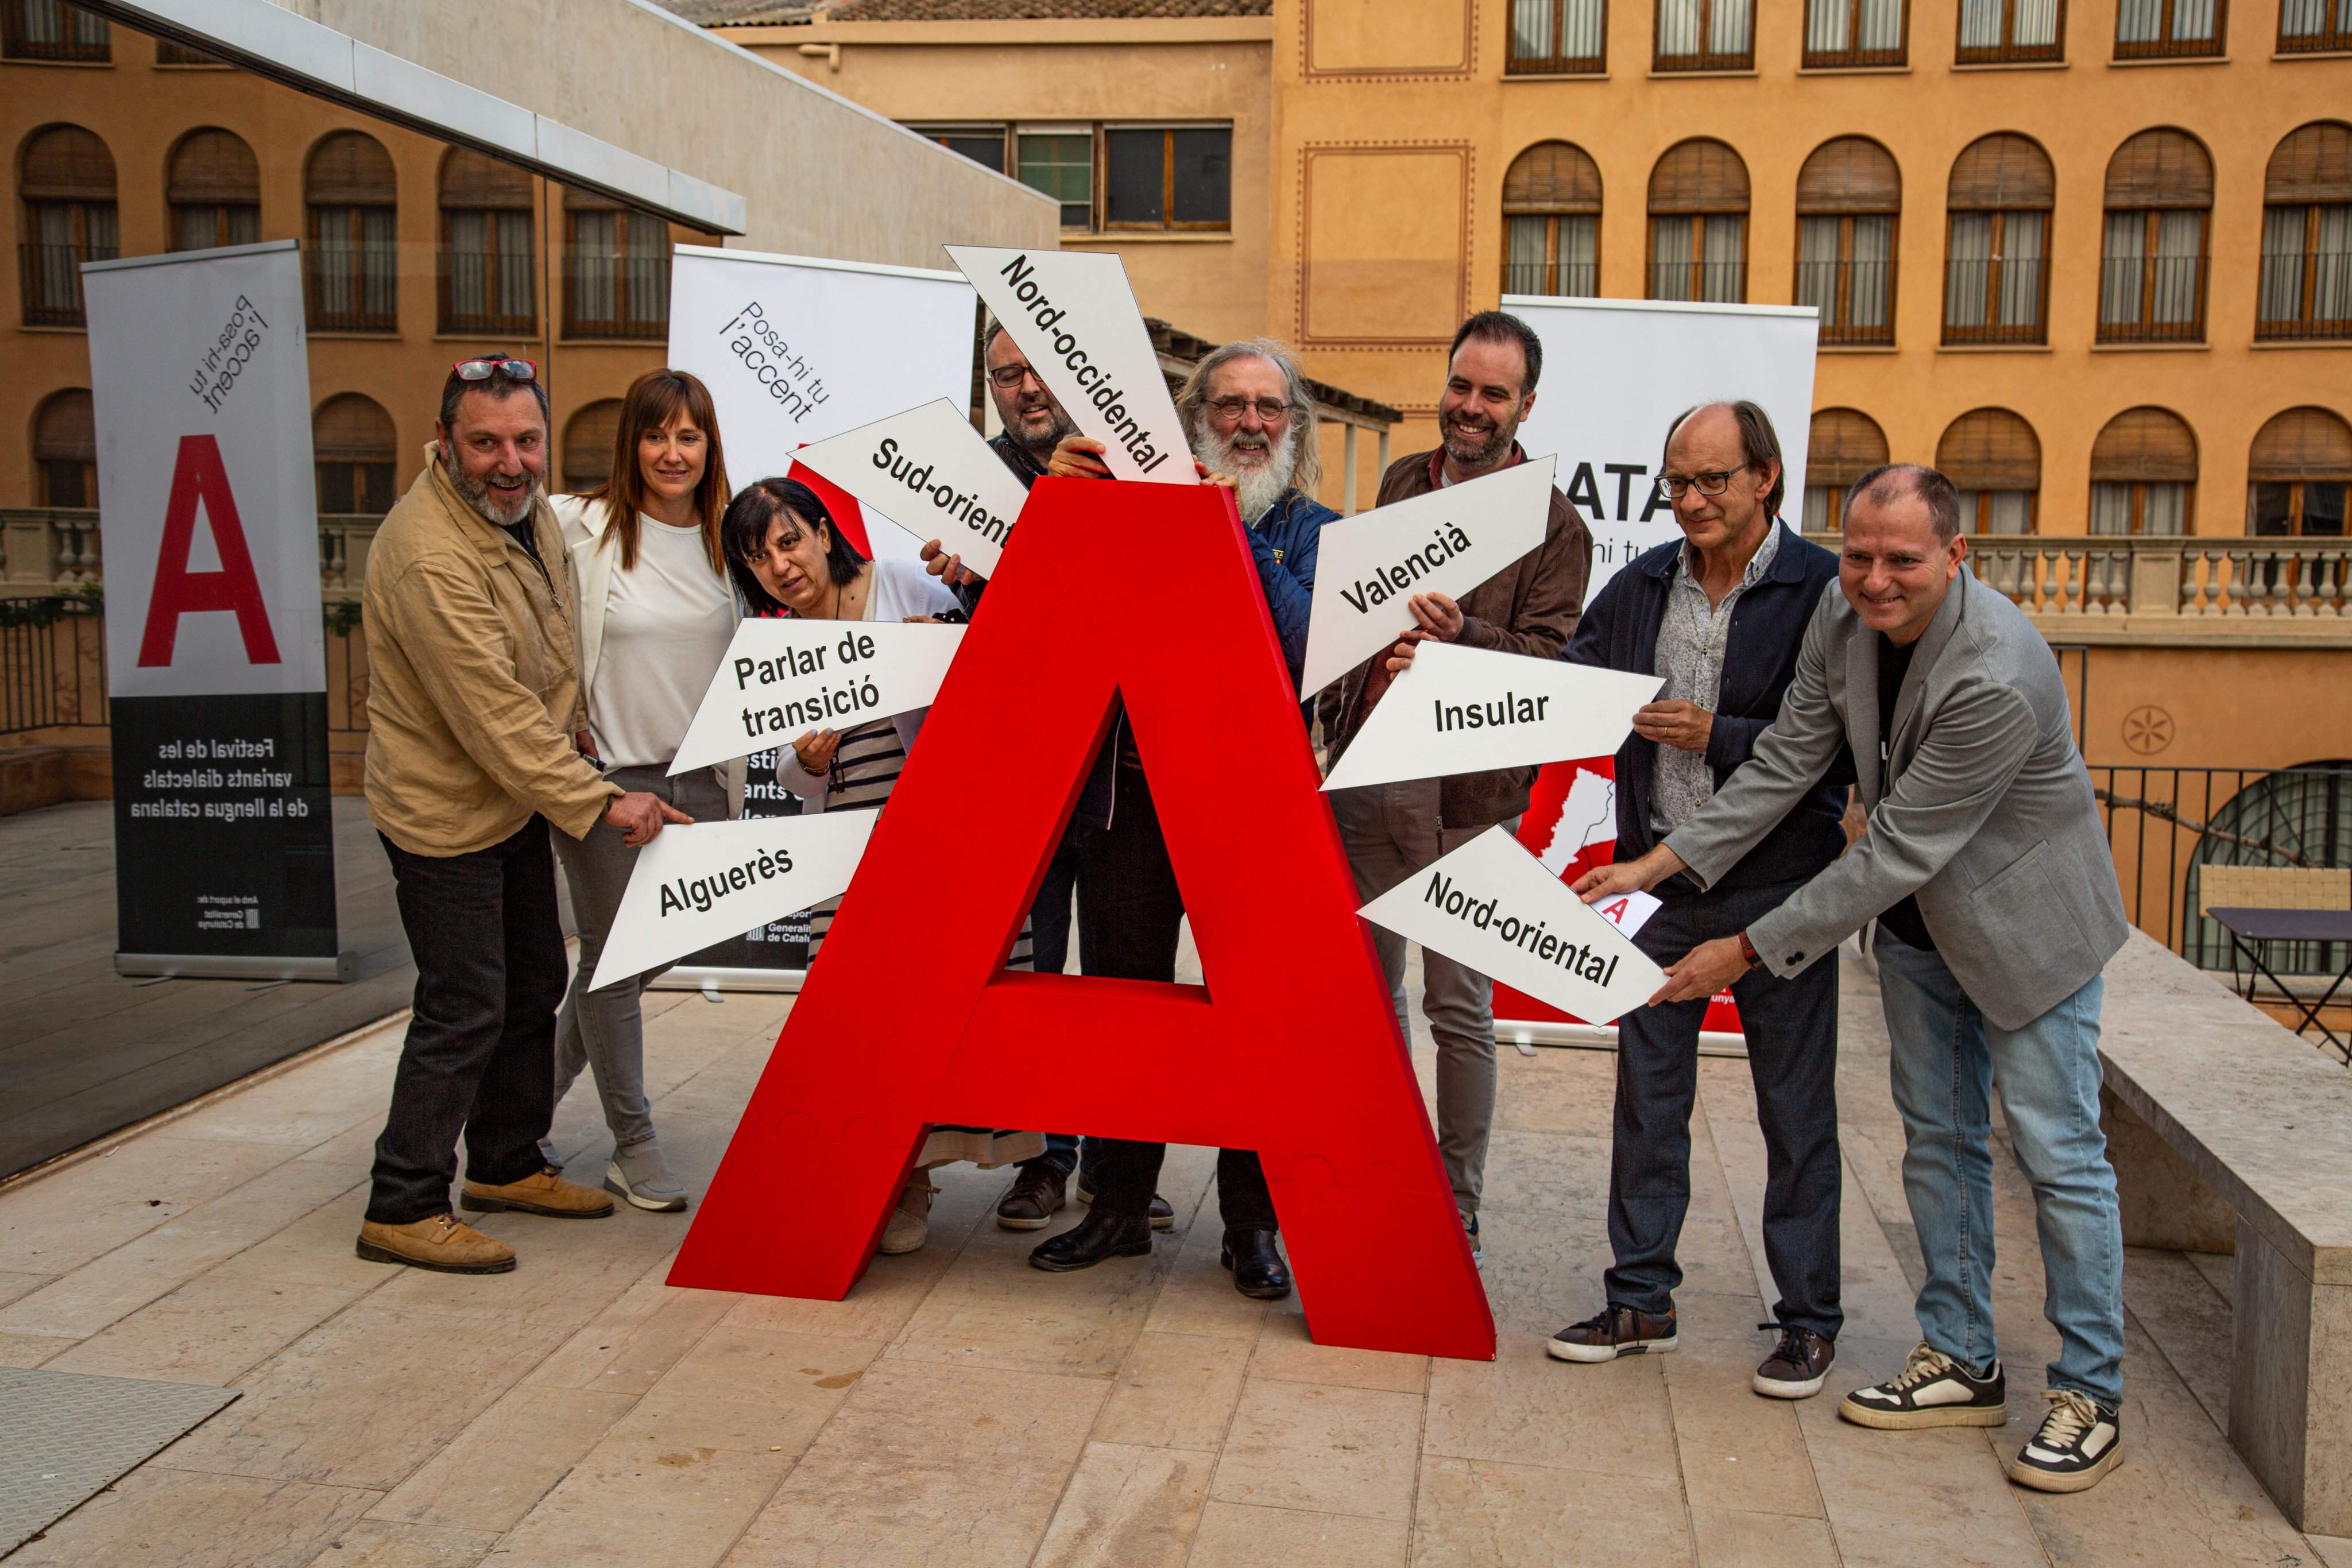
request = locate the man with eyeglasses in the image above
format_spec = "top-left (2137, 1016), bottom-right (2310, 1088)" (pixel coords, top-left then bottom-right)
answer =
top-left (355, 354), bottom-right (690, 1277)
top-left (1545, 401), bottom-right (1853, 1400)
top-left (1320, 309), bottom-right (1593, 1268)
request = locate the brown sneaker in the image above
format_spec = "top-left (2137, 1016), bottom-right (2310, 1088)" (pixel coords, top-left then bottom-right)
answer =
top-left (356, 1214), bottom-right (516, 1274)
top-left (1547, 1304), bottom-right (1678, 1363)
top-left (460, 1165), bottom-right (616, 1219)
top-left (1753, 1323), bottom-right (1835, 1399)
top-left (996, 1163), bottom-right (1069, 1230)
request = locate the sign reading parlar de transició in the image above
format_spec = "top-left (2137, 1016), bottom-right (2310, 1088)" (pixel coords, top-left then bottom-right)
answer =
top-left (670, 618), bottom-right (964, 776)
top-left (785, 399), bottom-right (1029, 578)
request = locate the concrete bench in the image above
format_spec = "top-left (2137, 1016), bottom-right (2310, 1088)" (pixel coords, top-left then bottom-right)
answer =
top-left (2097, 928), bottom-right (2352, 1535)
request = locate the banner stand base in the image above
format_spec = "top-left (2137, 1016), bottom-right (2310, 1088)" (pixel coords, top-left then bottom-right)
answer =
top-left (115, 951), bottom-right (358, 984)
top-left (648, 965), bottom-right (806, 996)
top-left (1500, 1019), bottom-right (1748, 1060)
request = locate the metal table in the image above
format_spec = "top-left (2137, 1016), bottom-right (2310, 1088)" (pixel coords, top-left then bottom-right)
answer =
top-left (2206, 905), bottom-right (2352, 1059)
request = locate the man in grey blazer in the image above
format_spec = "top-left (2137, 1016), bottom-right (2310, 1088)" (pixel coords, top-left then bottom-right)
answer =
top-left (1575, 462), bottom-right (2132, 1496)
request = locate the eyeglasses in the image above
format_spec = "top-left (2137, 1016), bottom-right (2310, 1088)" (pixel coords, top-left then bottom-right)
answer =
top-left (987, 363), bottom-right (1044, 390)
top-left (451, 355), bottom-right (537, 382)
top-left (1207, 396), bottom-right (1291, 424)
top-left (1658, 469), bottom-right (1747, 500)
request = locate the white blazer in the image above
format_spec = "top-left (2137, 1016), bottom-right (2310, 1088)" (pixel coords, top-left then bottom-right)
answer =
top-left (551, 492), bottom-right (746, 814)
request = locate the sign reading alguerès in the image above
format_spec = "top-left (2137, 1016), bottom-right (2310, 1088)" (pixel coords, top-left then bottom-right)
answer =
top-left (83, 241), bottom-right (345, 979)
top-left (1299, 457), bottom-right (1557, 697)
top-left (946, 246), bottom-right (1191, 486)
top-left (784, 399), bottom-right (1031, 578)
top-left (670, 619), bottom-right (965, 776)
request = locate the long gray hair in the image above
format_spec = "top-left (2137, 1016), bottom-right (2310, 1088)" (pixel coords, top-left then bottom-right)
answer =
top-left (1174, 337), bottom-right (1323, 494)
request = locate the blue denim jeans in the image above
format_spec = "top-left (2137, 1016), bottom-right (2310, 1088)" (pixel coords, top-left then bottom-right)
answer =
top-left (1873, 932), bottom-right (2124, 1406)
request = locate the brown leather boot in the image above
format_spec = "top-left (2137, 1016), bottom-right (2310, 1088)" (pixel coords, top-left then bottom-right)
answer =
top-left (460, 1165), bottom-right (615, 1219)
top-left (356, 1214), bottom-right (516, 1274)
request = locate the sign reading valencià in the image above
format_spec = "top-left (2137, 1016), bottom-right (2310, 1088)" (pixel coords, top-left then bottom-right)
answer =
top-left (668, 619), bottom-right (964, 776)
top-left (785, 399), bottom-right (1031, 578)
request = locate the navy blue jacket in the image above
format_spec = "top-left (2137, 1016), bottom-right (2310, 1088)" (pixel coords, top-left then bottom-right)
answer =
top-left (1564, 521), bottom-right (1854, 893)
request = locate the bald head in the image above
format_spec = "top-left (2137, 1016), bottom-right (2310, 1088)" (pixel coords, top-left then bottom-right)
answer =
top-left (1660, 400), bottom-right (1782, 560)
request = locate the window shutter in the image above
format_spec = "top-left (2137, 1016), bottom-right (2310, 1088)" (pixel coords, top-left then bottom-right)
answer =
top-left (563, 183), bottom-right (625, 212)
top-left (313, 394), bottom-right (397, 463)
top-left (33, 390), bottom-right (97, 464)
top-left (1948, 134), bottom-right (2055, 210)
top-left (167, 129), bottom-right (260, 206)
top-left (1937, 408), bottom-right (2041, 489)
top-left (1796, 138), bottom-right (1901, 215)
top-left (2249, 407), bottom-right (2352, 480)
top-left (440, 148), bottom-right (533, 210)
top-left (306, 131), bottom-right (396, 206)
top-left (2090, 407), bottom-right (2198, 482)
top-left (565, 400), bottom-right (624, 491)
top-left (1650, 139), bottom-right (1750, 214)
top-left (2104, 129), bottom-right (2212, 210)
top-left (1504, 142), bottom-right (1603, 215)
top-left (2265, 122), bottom-right (2352, 204)
top-left (1808, 408), bottom-right (1891, 486)
top-left (20, 125), bottom-right (116, 201)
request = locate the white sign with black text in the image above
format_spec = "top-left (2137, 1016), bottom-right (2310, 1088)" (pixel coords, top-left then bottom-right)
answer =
top-left (591, 813), bottom-right (878, 992)
top-left (946, 245), bottom-right (1191, 486)
top-left (1320, 642), bottom-right (1661, 793)
top-left (1357, 826), bottom-right (1665, 1028)
top-left (670, 618), bottom-right (965, 776)
top-left (1299, 456), bottom-right (1556, 698)
top-left (783, 398), bottom-right (1030, 578)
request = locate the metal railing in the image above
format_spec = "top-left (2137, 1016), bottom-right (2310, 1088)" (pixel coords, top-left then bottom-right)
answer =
top-left (0, 597), bottom-right (106, 738)
top-left (437, 247), bottom-right (537, 336)
top-left (562, 250), bottom-right (670, 340)
top-left (1942, 255), bottom-right (2047, 343)
top-left (304, 255), bottom-right (398, 335)
top-left (1795, 257), bottom-right (1897, 346)
top-left (18, 242), bottom-right (113, 328)
top-left (1649, 259), bottom-right (1746, 304)
top-left (2097, 253), bottom-right (2206, 343)
top-left (2277, 0), bottom-right (2352, 50)
top-left (1502, 260), bottom-right (1600, 299)
top-left (1, 1), bottom-right (110, 61)
top-left (1797, 532), bottom-right (2352, 620)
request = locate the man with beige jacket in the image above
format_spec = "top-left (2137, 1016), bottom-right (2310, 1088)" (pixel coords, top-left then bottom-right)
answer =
top-left (356, 355), bottom-right (688, 1275)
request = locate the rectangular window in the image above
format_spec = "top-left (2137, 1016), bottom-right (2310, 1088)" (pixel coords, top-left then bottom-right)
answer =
top-left (2092, 481), bottom-right (2188, 533)
top-left (915, 127), bottom-right (1010, 176)
top-left (2278, 0), bottom-right (2352, 50)
top-left (1957, 489), bottom-right (2035, 533)
top-left (1018, 131), bottom-right (1094, 230)
top-left (1805, 0), bottom-right (1908, 64)
top-left (1105, 127), bottom-right (1231, 230)
top-left (1944, 210), bottom-right (2046, 342)
top-left (20, 198), bottom-right (115, 326)
top-left (2098, 208), bottom-right (2206, 342)
top-left (1655, 0), bottom-right (1754, 68)
top-left (440, 207), bottom-right (535, 335)
top-left (2, 0), bottom-right (109, 61)
top-left (2114, 0), bottom-right (2223, 55)
top-left (1797, 213), bottom-right (1896, 344)
top-left (2258, 203), bottom-right (2352, 340)
top-left (1504, 214), bottom-right (1599, 297)
top-left (1956, 0), bottom-right (2064, 60)
top-left (172, 202), bottom-right (260, 253)
top-left (2249, 481), bottom-right (2346, 535)
top-left (565, 208), bottom-right (670, 340)
top-left (318, 460), bottom-right (396, 516)
top-left (1510, 0), bottom-right (1608, 71)
top-left (308, 204), bottom-right (397, 332)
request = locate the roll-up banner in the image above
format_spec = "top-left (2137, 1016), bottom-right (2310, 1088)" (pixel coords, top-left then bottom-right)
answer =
top-left (1494, 297), bottom-right (1820, 1047)
top-left (82, 241), bottom-right (350, 982)
top-left (657, 246), bottom-right (980, 992)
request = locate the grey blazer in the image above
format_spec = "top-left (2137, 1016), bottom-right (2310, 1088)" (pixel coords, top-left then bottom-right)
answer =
top-left (1663, 569), bottom-right (2127, 1030)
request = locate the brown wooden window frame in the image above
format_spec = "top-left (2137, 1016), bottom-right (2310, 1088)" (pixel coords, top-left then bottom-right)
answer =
top-left (1505, 214), bottom-right (1603, 299)
top-left (1802, 0), bottom-right (1911, 68)
top-left (1941, 208), bottom-right (2051, 344)
top-left (1954, 0), bottom-right (2067, 64)
top-left (1646, 212), bottom-right (1749, 303)
top-left (1100, 125), bottom-right (1232, 235)
top-left (2098, 207), bottom-right (2210, 343)
top-left (2257, 202), bottom-right (2352, 341)
top-left (1653, 0), bottom-right (1757, 71)
top-left (562, 199), bottom-right (671, 342)
top-left (2112, 0), bottom-right (2226, 58)
top-left (32, 387), bottom-right (97, 508)
top-left (1797, 214), bottom-right (1900, 346)
top-left (436, 152), bottom-right (538, 338)
top-left (2277, 0), bottom-right (2352, 52)
top-left (1508, 0), bottom-right (1610, 73)
top-left (1, 0), bottom-right (109, 63)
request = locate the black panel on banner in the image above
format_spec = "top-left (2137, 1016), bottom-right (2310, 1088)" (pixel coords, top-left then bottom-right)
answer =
top-left (111, 692), bottom-right (339, 959)
top-left (678, 745), bottom-right (811, 972)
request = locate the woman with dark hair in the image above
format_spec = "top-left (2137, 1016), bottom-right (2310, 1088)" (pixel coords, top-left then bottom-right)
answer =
top-left (722, 477), bottom-right (1040, 1253)
top-left (545, 368), bottom-right (739, 1214)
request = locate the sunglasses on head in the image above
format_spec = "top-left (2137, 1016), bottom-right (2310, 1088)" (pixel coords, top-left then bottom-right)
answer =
top-left (450, 355), bottom-right (537, 382)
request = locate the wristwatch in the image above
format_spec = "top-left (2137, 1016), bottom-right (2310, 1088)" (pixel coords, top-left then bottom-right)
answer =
top-left (1736, 930), bottom-right (1763, 971)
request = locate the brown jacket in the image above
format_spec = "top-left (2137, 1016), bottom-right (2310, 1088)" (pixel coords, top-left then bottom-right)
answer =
top-left (363, 451), bottom-right (618, 856)
top-left (1321, 444), bottom-right (1593, 827)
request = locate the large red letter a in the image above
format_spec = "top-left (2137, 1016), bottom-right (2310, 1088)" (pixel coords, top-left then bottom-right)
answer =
top-left (670, 479), bottom-right (1495, 1359)
top-left (138, 433), bottom-right (281, 668)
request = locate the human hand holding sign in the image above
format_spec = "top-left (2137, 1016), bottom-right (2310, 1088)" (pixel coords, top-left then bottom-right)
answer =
top-left (1573, 843), bottom-right (1755, 1006)
top-left (919, 539), bottom-right (980, 589)
top-left (1374, 593), bottom-right (1467, 676)
top-left (793, 727), bottom-right (841, 777)
top-left (1633, 700), bottom-right (1714, 753)
top-left (1047, 435), bottom-right (1112, 479)
top-left (605, 791), bottom-right (693, 847)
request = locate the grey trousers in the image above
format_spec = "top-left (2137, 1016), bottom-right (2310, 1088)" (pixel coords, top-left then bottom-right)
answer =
top-left (547, 761), bottom-right (730, 1153)
top-left (1331, 780), bottom-right (1516, 1216)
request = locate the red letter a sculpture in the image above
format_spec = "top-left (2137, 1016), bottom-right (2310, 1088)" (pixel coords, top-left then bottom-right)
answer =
top-left (670, 478), bottom-right (1495, 1360)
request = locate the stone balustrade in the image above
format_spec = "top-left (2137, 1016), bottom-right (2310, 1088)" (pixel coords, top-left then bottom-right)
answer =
top-left (2, 508), bottom-right (381, 599)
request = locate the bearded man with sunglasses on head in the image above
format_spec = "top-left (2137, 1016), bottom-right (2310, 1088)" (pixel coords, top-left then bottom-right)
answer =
top-left (355, 354), bottom-right (690, 1277)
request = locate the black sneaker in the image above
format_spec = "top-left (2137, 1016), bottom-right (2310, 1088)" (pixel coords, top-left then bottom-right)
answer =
top-left (1546, 1304), bottom-right (1677, 1363)
top-left (2007, 1391), bottom-right (2122, 1493)
top-left (1074, 1172), bottom-right (1175, 1230)
top-left (1839, 1343), bottom-right (2007, 1429)
top-left (1752, 1323), bottom-right (1834, 1399)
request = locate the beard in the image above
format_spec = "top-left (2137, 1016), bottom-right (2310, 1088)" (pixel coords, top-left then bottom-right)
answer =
top-left (1007, 396), bottom-right (1078, 460)
top-left (1441, 404), bottom-right (1521, 471)
top-left (1194, 427), bottom-right (1299, 521)
top-left (441, 443), bottom-right (538, 527)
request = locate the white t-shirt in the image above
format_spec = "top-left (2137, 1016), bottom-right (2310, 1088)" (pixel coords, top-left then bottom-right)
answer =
top-left (588, 518), bottom-right (736, 768)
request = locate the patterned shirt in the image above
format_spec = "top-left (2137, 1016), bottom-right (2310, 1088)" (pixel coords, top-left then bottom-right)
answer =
top-left (1650, 523), bottom-right (1782, 834)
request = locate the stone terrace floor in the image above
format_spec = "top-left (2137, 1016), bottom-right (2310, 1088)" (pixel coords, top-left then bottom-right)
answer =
top-left (0, 945), bottom-right (2345, 1567)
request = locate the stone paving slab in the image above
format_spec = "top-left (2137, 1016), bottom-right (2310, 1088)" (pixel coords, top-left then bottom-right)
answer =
top-left (0, 1365), bottom-right (239, 1554)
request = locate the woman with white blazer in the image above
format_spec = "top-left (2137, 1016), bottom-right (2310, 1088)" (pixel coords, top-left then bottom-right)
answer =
top-left (546, 368), bottom-right (739, 1213)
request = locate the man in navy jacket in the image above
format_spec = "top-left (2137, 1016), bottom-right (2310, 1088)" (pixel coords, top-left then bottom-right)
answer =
top-left (1550, 402), bottom-right (1854, 1400)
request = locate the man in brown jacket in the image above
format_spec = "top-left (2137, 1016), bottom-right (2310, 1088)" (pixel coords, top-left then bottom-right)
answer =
top-left (1321, 311), bottom-right (1593, 1265)
top-left (356, 355), bottom-right (687, 1276)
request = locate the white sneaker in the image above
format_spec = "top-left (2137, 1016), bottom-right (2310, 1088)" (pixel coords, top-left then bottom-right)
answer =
top-left (1839, 1343), bottom-right (2007, 1429)
top-left (879, 1176), bottom-right (937, 1255)
top-left (604, 1140), bottom-right (689, 1213)
top-left (2007, 1390), bottom-right (2122, 1493)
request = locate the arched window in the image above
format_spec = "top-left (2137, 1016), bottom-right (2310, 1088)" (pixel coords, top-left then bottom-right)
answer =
top-left (1510, 0), bottom-right (1607, 72)
top-left (1943, 133), bottom-right (2052, 345)
top-left (1937, 408), bottom-right (2040, 533)
top-left (1796, 138), bottom-right (1899, 346)
top-left (18, 124), bottom-right (117, 327)
top-left (2099, 130), bottom-right (2211, 344)
top-left (2090, 407), bottom-right (2196, 535)
top-left (1503, 142), bottom-right (1601, 299)
top-left (1655, 0), bottom-right (1753, 68)
top-left (1649, 140), bottom-right (1747, 304)
top-left (2184, 764), bottom-right (2352, 978)
top-left (438, 148), bottom-right (536, 336)
top-left (2, 1), bottom-right (109, 63)
top-left (1805, 0), bottom-right (1908, 66)
top-left (32, 388), bottom-right (96, 507)
top-left (562, 187), bottom-right (670, 340)
top-left (564, 399), bottom-right (622, 494)
top-left (2280, 0), bottom-right (2351, 51)
top-left (2115, 0), bottom-right (2222, 57)
top-left (166, 128), bottom-right (260, 252)
top-left (306, 131), bottom-right (398, 333)
top-left (1957, 0), bottom-right (2063, 61)
top-left (314, 394), bottom-right (398, 515)
top-left (2257, 123), bottom-right (2351, 342)
top-left (2247, 407), bottom-right (2351, 536)
top-left (1804, 408), bottom-right (1890, 531)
